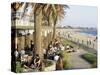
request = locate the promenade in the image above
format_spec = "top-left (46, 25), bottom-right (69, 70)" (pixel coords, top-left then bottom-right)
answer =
top-left (56, 28), bottom-right (97, 53)
top-left (56, 28), bottom-right (97, 69)
top-left (68, 49), bottom-right (91, 69)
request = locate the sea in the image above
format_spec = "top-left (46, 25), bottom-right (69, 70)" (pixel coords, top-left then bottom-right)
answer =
top-left (77, 29), bottom-right (97, 37)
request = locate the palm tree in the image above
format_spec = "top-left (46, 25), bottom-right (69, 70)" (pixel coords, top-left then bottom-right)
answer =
top-left (33, 4), bottom-right (44, 58)
top-left (31, 4), bottom-right (57, 58)
top-left (32, 4), bottom-right (69, 58)
top-left (43, 4), bottom-right (69, 41)
top-left (12, 2), bottom-right (69, 59)
top-left (11, 2), bottom-right (22, 11)
top-left (52, 5), bottom-right (69, 41)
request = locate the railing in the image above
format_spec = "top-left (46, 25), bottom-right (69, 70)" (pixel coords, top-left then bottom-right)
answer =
top-left (11, 20), bottom-right (34, 27)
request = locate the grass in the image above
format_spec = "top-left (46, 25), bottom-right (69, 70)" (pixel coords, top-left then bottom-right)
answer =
top-left (43, 59), bottom-right (54, 67)
top-left (16, 62), bottom-right (23, 73)
top-left (63, 39), bottom-right (75, 46)
top-left (62, 38), bottom-right (79, 49)
top-left (58, 51), bottom-right (69, 69)
top-left (81, 53), bottom-right (97, 68)
top-left (62, 38), bottom-right (97, 54)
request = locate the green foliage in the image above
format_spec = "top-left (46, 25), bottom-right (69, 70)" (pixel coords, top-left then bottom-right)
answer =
top-left (62, 38), bottom-right (96, 54)
top-left (81, 53), bottom-right (97, 68)
top-left (43, 59), bottom-right (53, 67)
top-left (59, 51), bottom-right (69, 69)
top-left (16, 62), bottom-right (23, 73)
top-left (62, 39), bottom-right (77, 48)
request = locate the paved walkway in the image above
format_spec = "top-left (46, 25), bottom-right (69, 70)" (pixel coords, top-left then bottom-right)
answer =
top-left (67, 49), bottom-right (91, 69)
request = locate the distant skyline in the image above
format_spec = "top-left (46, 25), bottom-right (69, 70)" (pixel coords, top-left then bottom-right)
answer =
top-left (58, 5), bottom-right (98, 28)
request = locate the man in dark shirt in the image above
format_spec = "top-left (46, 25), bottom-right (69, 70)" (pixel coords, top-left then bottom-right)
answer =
top-left (30, 40), bottom-right (34, 51)
top-left (34, 54), bottom-right (41, 67)
top-left (22, 55), bottom-right (33, 69)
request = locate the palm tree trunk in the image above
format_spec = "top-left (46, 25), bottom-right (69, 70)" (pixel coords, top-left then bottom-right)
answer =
top-left (19, 35), bottom-right (25, 50)
top-left (34, 9), bottom-right (43, 58)
top-left (48, 12), bottom-right (53, 42)
top-left (24, 30), bottom-right (27, 48)
top-left (52, 16), bottom-right (57, 41)
top-left (26, 30), bottom-right (31, 47)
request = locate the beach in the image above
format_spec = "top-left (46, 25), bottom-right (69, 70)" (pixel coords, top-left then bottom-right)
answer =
top-left (56, 28), bottom-right (97, 51)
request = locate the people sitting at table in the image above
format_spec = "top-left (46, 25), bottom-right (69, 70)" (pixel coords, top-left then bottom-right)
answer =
top-left (65, 44), bottom-right (76, 52)
top-left (25, 45), bottom-right (31, 54)
top-left (20, 48), bottom-right (25, 56)
top-left (14, 48), bottom-right (22, 62)
top-left (21, 54), bottom-right (42, 71)
top-left (47, 39), bottom-right (64, 60)
top-left (54, 46), bottom-right (60, 52)
top-left (22, 55), bottom-right (33, 69)
top-left (54, 39), bottom-right (60, 48)
top-left (48, 41), bottom-right (53, 48)
top-left (54, 54), bottom-right (59, 61)
top-left (65, 44), bottom-right (70, 50)
top-left (30, 40), bottom-right (34, 51)
top-left (34, 54), bottom-right (41, 70)
top-left (43, 48), bottom-right (46, 59)
top-left (15, 49), bottom-right (19, 58)
top-left (47, 46), bottom-right (56, 60)
top-left (59, 44), bottom-right (65, 51)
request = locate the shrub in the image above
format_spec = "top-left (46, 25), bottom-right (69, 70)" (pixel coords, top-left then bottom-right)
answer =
top-left (16, 62), bottom-right (23, 73)
top-left (58, 51), bottom-right (69, 69)
top-left (81, 53), bottom-right (97, 67)
top-left (43, 59), bottom-right (53, 67)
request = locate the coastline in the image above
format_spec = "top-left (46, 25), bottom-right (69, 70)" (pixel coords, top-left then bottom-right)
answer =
top-left (56, 28), bottom-right (97, 50)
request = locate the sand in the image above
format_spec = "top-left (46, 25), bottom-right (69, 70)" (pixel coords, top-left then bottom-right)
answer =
top-left (56, 28), bottom-right (97, 50)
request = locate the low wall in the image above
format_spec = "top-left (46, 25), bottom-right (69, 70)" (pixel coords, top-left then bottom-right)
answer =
top-left (44, 60), bottom-right (56, 71)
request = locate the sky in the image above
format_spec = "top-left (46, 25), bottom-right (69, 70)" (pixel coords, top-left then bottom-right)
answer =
top-left (58, 5), bottom-right (98, 28)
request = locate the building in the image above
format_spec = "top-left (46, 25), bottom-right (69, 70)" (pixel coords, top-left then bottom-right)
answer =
top-left (11, 2), bottom-right (53, 52)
